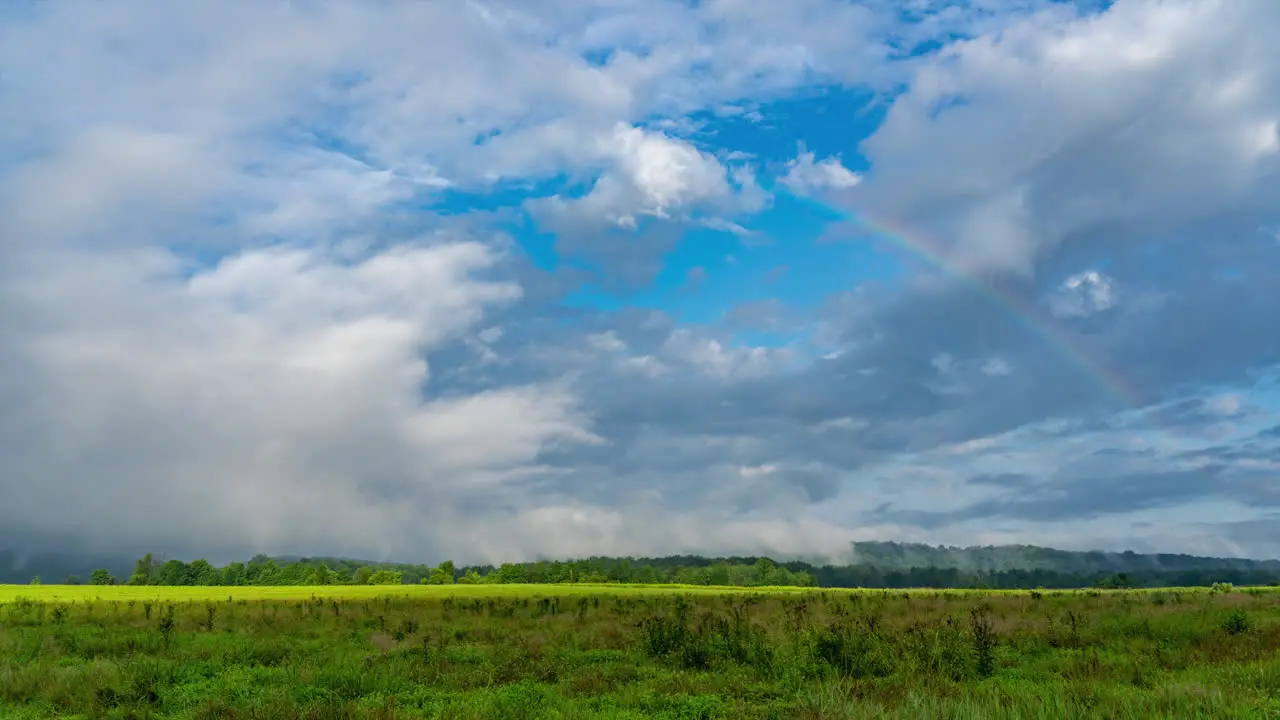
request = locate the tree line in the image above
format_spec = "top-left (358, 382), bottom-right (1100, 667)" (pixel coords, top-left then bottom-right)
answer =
top-left (58, 551), bottom-right (1280, 589)
top-left (66, 554), bottom-right (817, 588)
top-left (844, 541), bottom-right (1280, 575)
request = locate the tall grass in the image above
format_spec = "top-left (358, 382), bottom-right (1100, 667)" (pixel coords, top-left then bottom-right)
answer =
top-left (1, 585), bottom-right (1277, 718)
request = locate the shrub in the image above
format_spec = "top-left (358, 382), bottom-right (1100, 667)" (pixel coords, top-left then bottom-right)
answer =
top-left (1221, 610), bottom-right (1250, 635)
top-left (970, 605), bottom-right (996, 679)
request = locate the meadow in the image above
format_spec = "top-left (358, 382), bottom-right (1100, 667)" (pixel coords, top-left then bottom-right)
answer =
top-left (0, 584), bottom-right (815, 604)
top-left (1, 584), bottom-right (1278, 719)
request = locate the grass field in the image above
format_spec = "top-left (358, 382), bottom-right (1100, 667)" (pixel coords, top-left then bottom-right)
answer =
top-left (0, 584), bottom-right (819, 604)
top-left (1, 584), bottom-right (1277, 719)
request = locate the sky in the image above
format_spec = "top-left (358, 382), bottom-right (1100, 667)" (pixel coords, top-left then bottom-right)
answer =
top-left (1, 0), bottom-right (1278, 565)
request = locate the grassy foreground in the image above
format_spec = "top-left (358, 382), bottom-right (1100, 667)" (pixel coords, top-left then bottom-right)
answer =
top-left (1, 585), bottom-right (1277, 719)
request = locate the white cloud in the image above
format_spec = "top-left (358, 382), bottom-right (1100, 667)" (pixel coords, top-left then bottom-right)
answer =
top-left (781, 146), bottom-right (862, 195)
top-left (3, 0), bottom-right (1279, 564)
top-left (9, 0), bottom-right (898, 560)
top-left (851, 0), bottom-right (1280, 276)
top-left (597, 124), bottom-right (737, 219)
top-left (6, 128), bottom-right (228, 243)
top-left (0, 239), bottom-right (604, 558)
top-left (619, 354), bottom-right (669, 378)
top-left (458, 503), bottom-right (860, 564)
top-left (663, 329), bottom-right (791, 379)
top-left (608, 124), bottom-right (730, 213)
top-left (6, 0), bottom-right (860, 255)
top-left (1205, 393), bottom-right (1245, 417)
top-left (1048, 269), bottom-right (1116, 318)
top-left (980, 357), bottom-right (1014, 376)
top-left (236, 150), bottom-right (434, 240)
top-left (587, 331), bottom-right (627, 353)
top-left (812, 417), bottom-right (870, 433)
top-left (583, 326), bottom-right (792, 380)
top-left (530, 124), bottom-right (757, 238)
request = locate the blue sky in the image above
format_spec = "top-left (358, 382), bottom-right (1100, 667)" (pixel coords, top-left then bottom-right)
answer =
top-left (530, 88), bottom-right (899, 335)
top-left (1, 0), bottom-right (1278, 564)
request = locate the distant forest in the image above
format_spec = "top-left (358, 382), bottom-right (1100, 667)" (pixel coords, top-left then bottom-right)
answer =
top-left (5, 541), bottom-right (1280, 589)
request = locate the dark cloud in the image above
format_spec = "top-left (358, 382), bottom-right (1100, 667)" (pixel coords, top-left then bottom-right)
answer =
top-left (883, 462), bottom-right (1280, 531)
top-left (889, 467), bottom-right (1229, 528)
top-left (1218, 515), bottom-right (1280, 548)
top-left (421, 221), bottom-right (1280, 531)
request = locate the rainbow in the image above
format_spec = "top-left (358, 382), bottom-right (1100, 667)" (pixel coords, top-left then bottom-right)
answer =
top-left (846, 212), bottom-right (1150, 414)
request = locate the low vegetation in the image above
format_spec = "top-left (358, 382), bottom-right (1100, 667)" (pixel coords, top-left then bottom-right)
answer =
top-left (2, 584), bottom-right (1277, 718)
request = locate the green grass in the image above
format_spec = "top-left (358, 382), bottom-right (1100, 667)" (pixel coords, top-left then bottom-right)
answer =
top-left (0, 583), bottom-right (831, 604)
top-left (5, 584), bottom-right (1258, 604)
top-left (1, 585), bottom-right (1277, 718)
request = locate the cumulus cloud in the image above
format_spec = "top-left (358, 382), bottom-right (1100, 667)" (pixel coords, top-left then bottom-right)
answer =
top-left (780, 146), bottom-right (863, 195)
top-left (605, 125), bottom-right (737, 219)
top-left (0, 239), bottom-right (605, 560)
top-left (524, 124), bottom-right (771, 286)
top-left (528, 125), bottom-right (745, 232)
top-left (3, 0), bottom-right (1280, 565)
top-left (3, 0), bottom-right (912, 563)
top-left (849, 0), bottom-right (1280, 276)
top-left (662, 329), bottom-right (794, 379)
top-left (1047, 270), bottom-right (1116, 318)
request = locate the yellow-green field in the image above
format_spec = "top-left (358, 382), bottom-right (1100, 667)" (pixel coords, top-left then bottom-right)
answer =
top-left (3, 583), bottom-right (1278, 718)
top-left (0, 583), bottom-right (825, 604)
top-left (3, 582), bottom-right (1274, 604)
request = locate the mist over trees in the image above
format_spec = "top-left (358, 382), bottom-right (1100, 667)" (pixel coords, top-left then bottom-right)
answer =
top-left (75, 555), bottom-right (820, 588)
top-left (7, 541), bottom-right (1279, 589)
top-left (844, 542), bottom-right (1280, 575)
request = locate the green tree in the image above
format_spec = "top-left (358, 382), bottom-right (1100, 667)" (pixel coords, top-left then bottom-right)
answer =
top-left (424, 560), bottom-right (455, 585)
top-left (706, 563), bottom-right (731, 586)
top-left (155, 560), bottom-right (189, 586)
top-left (673, 566), bottom-right (706, 585)
top-left (497, 563), bottom-right (527, 584)
top-left (29, 576), bottom-right (41, 585)
top-left (1094, 573), bottom-right (1137, 589)
top-left (311, 564), bottom-right (332, 585)
top-left (127, 553), bottom-right (155, 585)
top-left (352, 566), bottom-right (374, 585)
top-left (368, 570), bottom-right (402, 585)
top-left (753, 557), bottom-right (777, 584)
top-left (89, 568), bottom-right (115, 585)
top-left (221, 562), bottom-right (245, 586)
top-left (251, 560), bottom-right (280, 585)
top-left (187, 559), bottom-right (218, 585)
